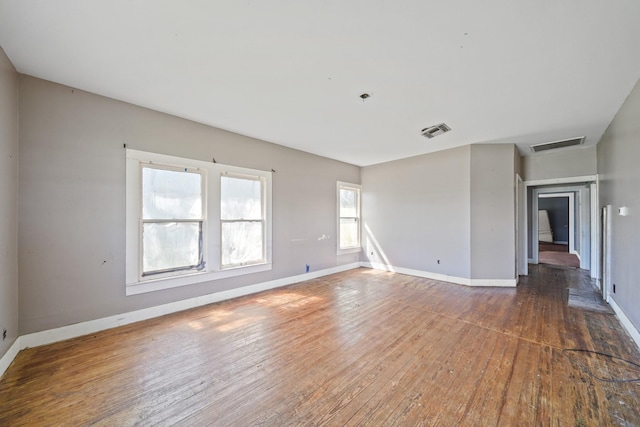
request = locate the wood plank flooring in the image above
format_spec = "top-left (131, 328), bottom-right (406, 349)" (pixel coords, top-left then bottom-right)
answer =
top-left (539, 243), bottom-right (581, 269)
top-left (1, 265), bottom-right (640, 426)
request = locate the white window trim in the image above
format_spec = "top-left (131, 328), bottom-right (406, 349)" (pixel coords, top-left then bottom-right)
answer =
top-left (126, 149), bottom-right (272, 295)
top-left (139, 163), bottom-right (207, 280)
top-left (220, 172), bottom-right (268, 269)
top-left (337, 181), bottom-right (362, 255)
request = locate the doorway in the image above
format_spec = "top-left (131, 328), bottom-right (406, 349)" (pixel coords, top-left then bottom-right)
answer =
top-left (537, 193), bottom-right (579, 268)
top-left (524, 175), bottom-right (598, 276)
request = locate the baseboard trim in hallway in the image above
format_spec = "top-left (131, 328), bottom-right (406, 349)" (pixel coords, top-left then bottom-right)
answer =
top-left (608, 296), bottom-right (640, 350)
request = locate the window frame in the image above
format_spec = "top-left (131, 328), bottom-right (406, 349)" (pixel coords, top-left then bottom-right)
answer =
top-left (126, 149), bottom-right (272, 295)
top-left (139, 163), bottom-right (207, 279)
top-left (220, 172), bottom-right (267, 269)
top-left (337, 181), bottom-right (362, 254)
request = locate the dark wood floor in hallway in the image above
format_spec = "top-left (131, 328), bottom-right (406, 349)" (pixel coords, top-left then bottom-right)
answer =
top-left (1, 265), bottom-right (640, 426)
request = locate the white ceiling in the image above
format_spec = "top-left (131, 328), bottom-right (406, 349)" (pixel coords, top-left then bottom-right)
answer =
top-left (1, 1), bottom-right (640, 166)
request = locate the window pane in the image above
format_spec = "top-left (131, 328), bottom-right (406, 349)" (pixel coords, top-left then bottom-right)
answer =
top-left (221, 221), bottom-right (263, 267)
top-left (142, 167), bottom-right (202, 220)
top-left (340, 188), bottom-right (357, 217)
top-left (143, 222), bottom-right (201, 273)
top-left (221, 176), bottom-right (262, 220)
top-left (340, 218), bottom-right (359, 248)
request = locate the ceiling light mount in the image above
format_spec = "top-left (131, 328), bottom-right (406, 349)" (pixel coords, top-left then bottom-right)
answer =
top-left (421, 123), bottom-right (451, 139)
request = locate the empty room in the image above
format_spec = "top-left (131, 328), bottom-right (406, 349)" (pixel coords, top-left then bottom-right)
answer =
top-left (1, 1), bottom-right (640, 425)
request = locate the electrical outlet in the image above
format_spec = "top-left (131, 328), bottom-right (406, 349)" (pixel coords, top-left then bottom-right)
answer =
top-left (2, 329), bottom-right (6, 341)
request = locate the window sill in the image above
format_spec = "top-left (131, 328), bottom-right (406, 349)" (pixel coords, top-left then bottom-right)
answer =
top-left (337, 247), bottom-right (362, 256)
top-left (126, 262), bottom-right (272, 296)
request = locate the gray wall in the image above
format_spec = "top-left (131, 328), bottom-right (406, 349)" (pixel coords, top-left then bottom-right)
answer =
top-left (361, 144), bottom-right (517, 282)
top-left (361, 146), bottom-right (471, 279)
top-left (18, 76), bottom-right (360, 335)
top-left (514, 146), bottom-right (523, 178)
top-left (0, 46), bottom-right (19, 359)
top-left (523, 145), bottom-right (597, 181)
top-left (470, 144), bottom-right (516, 280)
top-left (597, 77), bottom-right (640, 332)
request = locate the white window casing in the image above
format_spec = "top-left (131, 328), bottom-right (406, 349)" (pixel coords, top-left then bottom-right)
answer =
top-left (126, 149), bottom-right (272, 295)
top-left (337, 181), bottom-right (362, 255)
top-left (220, 172), bottom-right (267, 269)
top-left (140, 163), bottom-right (206, 278)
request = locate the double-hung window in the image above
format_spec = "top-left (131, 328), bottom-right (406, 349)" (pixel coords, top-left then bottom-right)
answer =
top-left (126, 149), bottom-right (272, 295)
top-left (337, 182), bottom-right (361, 253)
top-left (141, 164), bottom-right (206, 277)
top-left (221, 174), bottom-right (266, 268)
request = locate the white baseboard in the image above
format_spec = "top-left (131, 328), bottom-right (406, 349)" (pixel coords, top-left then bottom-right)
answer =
top-left (3, 262), bottom-right (361, 376)
top-left (469, 278), bottom-right (518, 287)
top-left (0, 337), bottom-right (22, 380)
top-left (608, 297), bottom-right (640, 351)
top-left (362, 262), bottom-right (517, 287)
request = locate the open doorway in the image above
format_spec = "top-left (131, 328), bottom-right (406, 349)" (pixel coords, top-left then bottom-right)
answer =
top-left (525, 175), bottom-right (598, 276)
top-left (538, 193), bottom-right (579, 268)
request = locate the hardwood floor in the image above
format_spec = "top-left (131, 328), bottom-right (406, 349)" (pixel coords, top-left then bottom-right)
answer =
top-left (1, 265), bottom-right (639, 426)
top-left (539, 243), bottom-right (581, 269)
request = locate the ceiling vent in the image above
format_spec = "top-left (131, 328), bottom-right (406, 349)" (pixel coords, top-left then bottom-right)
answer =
top-left (421, 123), bottom-right (451, 139)
top-left (530, 136), bottom-right (585, 153)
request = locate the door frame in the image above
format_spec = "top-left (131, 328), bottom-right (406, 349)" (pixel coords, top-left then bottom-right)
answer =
top-left (601, 204), bottom-right (612, 301)
top-left (524, 175), bottom-right (598, 273)
top-left (538, 192), bottom-right (575, 254)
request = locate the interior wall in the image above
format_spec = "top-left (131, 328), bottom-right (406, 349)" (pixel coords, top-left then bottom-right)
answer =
top-left (361, 146), bottom-right (471, 279)
top-left (470, 144), bottom-right (517, 280)
top-left (597, 76), bottom-right (640, 332)
top-left (523, 145), bottom-right (597, 181)
top-left (514, 146), bottom-right (523, 177)
top-left (17, 76), bottom-right (360, 335)
top-left (0, 47), bottom-right (19, 358)
top-left (526, 187), bottom-right (535, 260)
top-left (578, 187), bottom-right (591, 269)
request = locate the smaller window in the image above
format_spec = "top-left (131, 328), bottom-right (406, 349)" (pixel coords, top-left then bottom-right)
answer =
top-left (338, 182), bottom-right (361, 253)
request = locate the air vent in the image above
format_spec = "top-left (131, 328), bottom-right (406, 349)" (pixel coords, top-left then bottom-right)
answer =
top-left (530, 136), bottom-right (585, 153)
top-left (421, 123), bottom-right (451, 139)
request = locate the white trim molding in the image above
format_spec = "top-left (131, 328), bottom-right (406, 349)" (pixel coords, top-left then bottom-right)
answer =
top-left (525, 175), bottom-right (597, 187)
top-left (0, 338), bottom-right (22, 379)
top-left (362, 262), bottom-right (517, 287)
top-left (608, 297), bottom-right (640, 351)
top-left (125, 149), bottom-right (274, 295)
